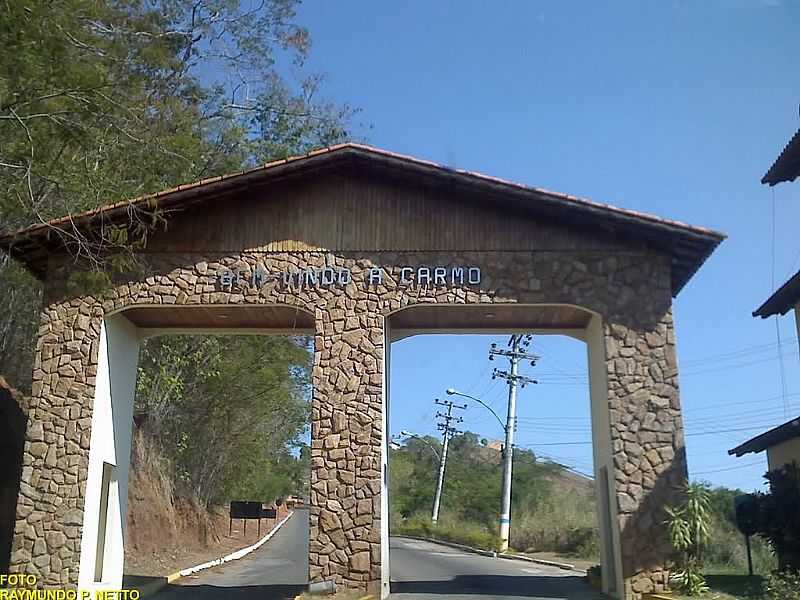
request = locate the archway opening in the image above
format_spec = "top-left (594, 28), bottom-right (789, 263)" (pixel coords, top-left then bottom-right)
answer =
top-left (384, 304), bottom-right (622, 598)
top-left (78, 305), bottom-right (314, 596)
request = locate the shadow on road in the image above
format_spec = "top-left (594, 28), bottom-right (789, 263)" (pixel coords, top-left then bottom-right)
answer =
top-left (154, 583), bottom-right (305, 599)
top-left (392, 574), bottom-right (602, 599)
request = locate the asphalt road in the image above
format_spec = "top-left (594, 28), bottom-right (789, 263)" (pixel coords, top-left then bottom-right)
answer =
top-left (148, 507), bottom-right (309, 600)
top-left (148, 509), bottom-right (600, 599)
top-left (390, 537), bottom-right (601, 600)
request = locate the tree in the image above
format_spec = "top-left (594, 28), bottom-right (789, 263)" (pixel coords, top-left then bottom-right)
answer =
top-left (135, 334), bottom-right (312, 506)
top-left (0, 0), bottom-right (356, 390)
top-left (756, 461), bottom-right (800, 572)
top-left (389, 431), bottom-right (558, 528)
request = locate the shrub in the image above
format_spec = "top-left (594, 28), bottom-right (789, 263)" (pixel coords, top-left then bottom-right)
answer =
top-left (665, 482), bottom-right (711, 596)
top-left (392, 512), bottom-right (501, 552)
top-left (763, 570), bottom-right (800, 600)
top-left (705, 513), bottom-right (776, 573)
top-left (756, 462), bottom-right (800, 572)
top-left (510, 492), bottom-right (599, 558)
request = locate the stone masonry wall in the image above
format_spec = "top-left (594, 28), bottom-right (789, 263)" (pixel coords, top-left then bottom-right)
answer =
top-left (11, 248), bottom-right (685, 599)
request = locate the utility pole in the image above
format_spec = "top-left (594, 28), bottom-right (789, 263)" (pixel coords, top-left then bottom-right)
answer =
top-left (489, 334), bottom-right (538, 552)
top-left (431, 398), bottom-right (465, 524)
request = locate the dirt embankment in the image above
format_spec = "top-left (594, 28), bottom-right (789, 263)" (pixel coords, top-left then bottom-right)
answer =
top-left (124, 430), bottom-right (289, 577)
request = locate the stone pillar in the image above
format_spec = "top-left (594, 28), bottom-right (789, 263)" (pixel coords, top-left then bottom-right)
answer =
top-left (605, 310), bottom-right (687, 599)
top-left (308, 306), bottom-right (384, 590)
top-left (10, 301), bottom-right (103, 586)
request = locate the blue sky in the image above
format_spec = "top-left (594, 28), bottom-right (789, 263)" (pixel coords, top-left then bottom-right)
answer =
top-left (291, 1), bottom-right (800, 491)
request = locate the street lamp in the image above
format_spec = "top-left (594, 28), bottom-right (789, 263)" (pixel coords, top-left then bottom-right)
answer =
top-left (446, 388), bottom-right (506, 433)
top-left (446, 386), bottom-right (516, 553)
top-left (394, 430), bottom-right (440, 461)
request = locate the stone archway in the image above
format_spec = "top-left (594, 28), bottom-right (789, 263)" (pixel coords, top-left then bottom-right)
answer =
top-left (67, 304), bottom-right (316, 594)
top-left (1, 143), bottom-right (723, 599)
top-left (383, 303), bottom-right (620, 593)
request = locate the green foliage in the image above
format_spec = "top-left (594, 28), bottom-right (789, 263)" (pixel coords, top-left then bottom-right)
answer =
top-left (511, 491), bottom-right (599, 558)
top-left (390, 433), bottom-right (561, 531)
top-left (763, 570), bottom-right (800, 600)
top-left (687, 574), bottom-right (765, 600)
top-left (0, 0), bottom-right (353, 231)
top-left (0, 0), bottom-right (355, 389)
top-left (392, 512), bottom-right (502, 552)
top-left (0, 258), bottom-right (41, 391)
top-left (389, 432), bottom-right (598, 558)
top-left (685, 485), bottom-right (776, 575)
top-left (755, 462), bottom-right (800, 572)
top-left (665, 482), bottom-right (712, 596)
top-left (135, 334), bottom-right (311, 506)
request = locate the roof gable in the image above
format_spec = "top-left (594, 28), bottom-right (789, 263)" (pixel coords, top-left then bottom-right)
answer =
top-left (0, 143), bottom-right (724, 295)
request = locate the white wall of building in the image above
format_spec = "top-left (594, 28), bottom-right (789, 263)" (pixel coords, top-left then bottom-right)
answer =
top-left (77, 314), bottom-right (140, 592)
top-left (767, 436), bottom-right (800, 472)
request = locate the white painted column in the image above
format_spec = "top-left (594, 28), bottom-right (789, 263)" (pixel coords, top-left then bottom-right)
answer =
top-left (380, 316), bottom-right (391, 599)
top-left (586, 315), bottom-right (624, 599)
top-left (78, 314), bottom-right (140, 592)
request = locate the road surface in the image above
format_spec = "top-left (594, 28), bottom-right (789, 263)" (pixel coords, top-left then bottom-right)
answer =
top-left (148, 507), bottom-right (309, 599)
top-left (390, 537), bottom-right (601, 600)
top-left (148, 509), bottom-right (600, 599)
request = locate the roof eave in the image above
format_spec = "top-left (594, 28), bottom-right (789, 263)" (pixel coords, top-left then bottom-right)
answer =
top-left (729, 417), bottom-right (800, 458)
top-left (762, 129), bottom-right (800, 187)
top-left (753, 270), bottom-right (800, 318)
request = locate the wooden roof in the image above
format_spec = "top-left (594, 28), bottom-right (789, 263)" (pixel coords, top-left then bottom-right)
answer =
top-left (0, 143), bottom-right (724, 295)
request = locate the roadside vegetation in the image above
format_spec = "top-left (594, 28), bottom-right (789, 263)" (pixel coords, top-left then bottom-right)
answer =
top-left (390, 432), bottom-right (779, 594)
top-left (668, 463), bottom-right (800, 599)
top-left (124, 334), bottom-right (312, 574)
top-left (0, 0), bottom-right (353, 573)
top-left (134, 334), bottom-right (312, 507)
top-left (0, 0), bottom-right (356, 393)
top-left (390, 432), bottom-right (599, 560)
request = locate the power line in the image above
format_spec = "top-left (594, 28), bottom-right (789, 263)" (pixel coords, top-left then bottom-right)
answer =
top-left (528, 344), bottom-right (800, 385)
top-left (771, 184), bottom-right (789, 420)
top-left (686, 424), bottom-right (793, 437)
top-left (522, 422), bottom-right (794, 447)
top-left (530, 441), bottom-right (592, 446)
top-left (683, 392), bottom-right (800, 414)
top-left (679, 340), bottom-right (792, 367)
top-left (692, 460), bottom-right (764, 476)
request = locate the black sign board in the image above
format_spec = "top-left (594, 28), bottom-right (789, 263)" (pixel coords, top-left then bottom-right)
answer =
top-left (734, 494), bottom-right (759, 576)
top-left (230, 501), bottom-right (262, 520)
top-left (261, 507), bottom-right (277, 520)
top-left (734, 494), bottom-right (759, 536)
top-left (230, 501), bottom-right (269, 536)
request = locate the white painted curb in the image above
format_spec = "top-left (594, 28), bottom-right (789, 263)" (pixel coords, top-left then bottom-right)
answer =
top-left (178, 510), bottom-right (294, 577)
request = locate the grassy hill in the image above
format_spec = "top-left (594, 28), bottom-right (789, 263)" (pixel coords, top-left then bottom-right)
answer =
top-left (389, 432), bottom-right (599, 557)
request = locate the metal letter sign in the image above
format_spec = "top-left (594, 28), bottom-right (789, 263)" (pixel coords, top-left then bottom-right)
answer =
top-left (217, 266), bottom-right (481, 291)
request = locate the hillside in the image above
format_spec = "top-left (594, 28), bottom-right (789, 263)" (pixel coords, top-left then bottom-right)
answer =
top-left (389, 432), bottom-right (598, 557)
